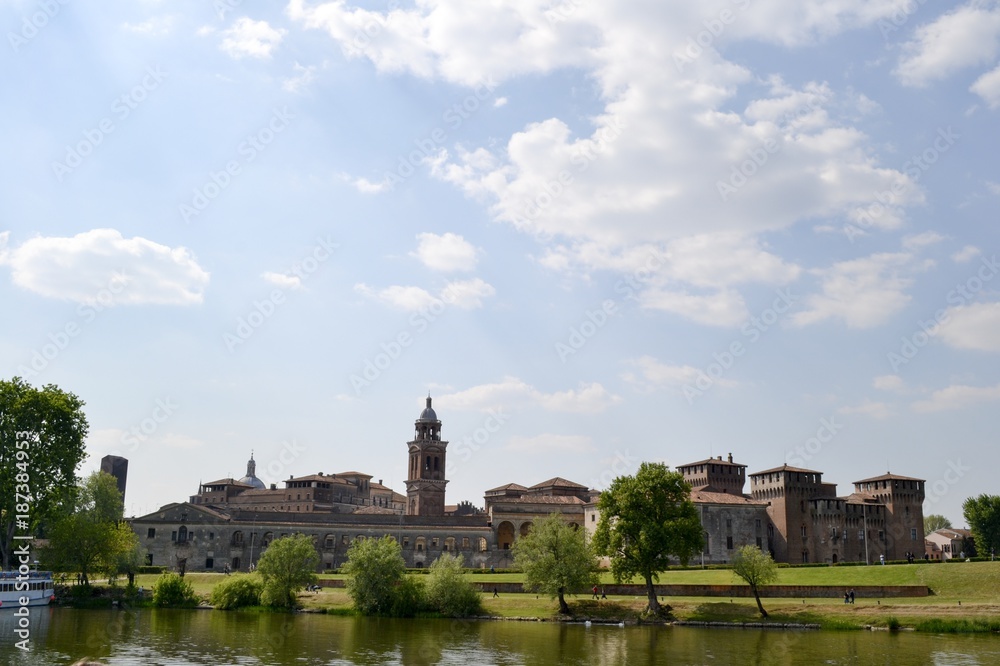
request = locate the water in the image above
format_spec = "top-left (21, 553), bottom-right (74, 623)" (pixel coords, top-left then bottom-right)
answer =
top-left (1, 607), bottom-right (999, 665)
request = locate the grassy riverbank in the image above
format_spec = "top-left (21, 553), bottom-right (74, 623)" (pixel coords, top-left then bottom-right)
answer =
top-left (119, 561), bottom-right (1000, 632)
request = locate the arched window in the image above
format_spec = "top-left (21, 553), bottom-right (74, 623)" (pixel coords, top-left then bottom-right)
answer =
top-left (231, 531), bottom-right (244, 546)
top-left (178, 525), bottom-right (188, 542)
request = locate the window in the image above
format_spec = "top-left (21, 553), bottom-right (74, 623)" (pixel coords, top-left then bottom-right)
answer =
top-left (755, 519), bottom-right (761, 530)
top-left (432, 537), bottom-right (439, 548)
top-left (756, 537), bottom-right (762, 549)
top-left (171, 530), bottom-right (177, 542)
top-left (703, 532), bottom-right (710, 555)
top-left (403, 537), bottom-right (410, 548)
top-left (726, 519), bottom-right (732, 529)
top-left (726, 536), bottom-right (734, 550)
top-left (591, 514), bottom-right (596, 522)
top-left (911, 528), bottom-right (917, 541)
top-left (801, 525), bottom-right (807, 538)
top-left (145, 553), bottom-right (153, 566)
top-left (462, 537), bottom-right (470, 549)
top-left (209, 532), bottom-right (214, 540)
top-left (479, 537), bottom-right (488, 552)
top-left (342, 535), bottom-right (349, 544)
top-left (147, 528), bottom-right (156, 539)
top-left (205, 557), bottom-right (214, 569)
top-left (178, 526), bottom-right (188, 542)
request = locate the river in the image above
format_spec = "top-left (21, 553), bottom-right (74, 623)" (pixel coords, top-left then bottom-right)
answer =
top-left (1, 607), bottom-right (999, 665)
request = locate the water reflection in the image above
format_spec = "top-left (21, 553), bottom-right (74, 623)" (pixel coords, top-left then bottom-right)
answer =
top-left (1, 608), bottom-right (999, 665)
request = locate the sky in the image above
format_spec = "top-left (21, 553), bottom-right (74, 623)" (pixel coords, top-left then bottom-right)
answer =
top-left (1, 0), bottom-right (998, 528)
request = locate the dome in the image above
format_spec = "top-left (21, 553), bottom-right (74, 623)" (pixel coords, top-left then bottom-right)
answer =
top-left (418, 395), bottom-right (438, 422)
top-left (239, 453), bottom-right (266, 489)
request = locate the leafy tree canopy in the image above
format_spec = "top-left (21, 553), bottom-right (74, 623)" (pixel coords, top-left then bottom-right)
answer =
top-left (256, 533), bottom-right (320, 608)
top-left (924, 514), bottom-right (952, 534)
top-left (731, 545), bottom-right (778, 618)
top-left (0, 377), bottom-right (89, 568)
top-left (592, 462), bottom-right (703, 615)
top-left (963, 495), bottom-right (1000, 557)
top-left (342, 535), bottom-right (406, 616)
top-left (513, 513), bottom-right (598, 614)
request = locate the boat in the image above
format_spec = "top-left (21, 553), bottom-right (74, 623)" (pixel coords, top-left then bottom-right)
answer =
top-left (0, 570), bottom-right (55, 608)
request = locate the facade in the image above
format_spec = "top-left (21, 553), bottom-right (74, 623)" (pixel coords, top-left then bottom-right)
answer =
top-left (925, 528), bottom-right (973, 560)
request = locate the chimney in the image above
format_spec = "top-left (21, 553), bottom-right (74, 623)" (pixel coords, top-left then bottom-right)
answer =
top-left (379, 479), bottom-right (383, 486)
top-left (270, 484), bottom-right (276, 490)
top-left (727, 453), bottom-right (733, 463)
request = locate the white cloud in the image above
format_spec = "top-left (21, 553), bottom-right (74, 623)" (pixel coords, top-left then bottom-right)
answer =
top-left (355, 278), bottom-right (495, 311)
top-left (160, 433), bottom-right (204, 450)
top-left (0, 229), bottom-right (209, 305)
top-left (283, 61), bottom-right (318, 92)
top-left (506, 434), bottom-right (594, 453)
top-left (895, 5), bottom-right (1000, 87)
top-left (838, 400), bottom-right (891, 419)
top-left (261, 271), bottom-right (303, 290)
top-left (122, 16), bottom-right (174, 35)
top-left (912, 382), bottom-right (1000, 412)
top-left (873, 374), bottom-right (905, 392)
top-left (790, 252), bottom-right (922, 329)
top-left (220, 17), bottom-right (286, 59)
top-left (902, 231), bottom-right (945, 251)
top-left (639, 287), bottom-right (749, 327)
top-left (937, 302), bottom-right (1000, 352)
top-left (438, 377), bottom-right (621, 413)
top-left (622, 356), bottom-right (738, 392)
top-left (411, 232), bottom-right (479, 272)
top-left (952, 245), bottom-right (981, 263)
top-left (971, 63), bottom-right (1000, 108)
top-left (339, 173), bottom-right (391, 194)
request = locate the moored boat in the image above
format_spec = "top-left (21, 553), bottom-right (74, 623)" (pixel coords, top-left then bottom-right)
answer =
top-left (0, 570), bottom-right (55, 608)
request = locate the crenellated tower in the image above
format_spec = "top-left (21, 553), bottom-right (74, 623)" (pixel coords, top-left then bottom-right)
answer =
top-left (405, 395), bottom-right (448, 516)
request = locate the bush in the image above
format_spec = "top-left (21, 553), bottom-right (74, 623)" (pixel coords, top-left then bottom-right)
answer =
top-left (391, 577), bottom-right (427, 618)
top-left (152, 572), bottom-right (199, 608)
top-left (343, 536), bottom-right (407, 616)
top-left (210, 574), bottom-right (263, 610)
top-left (426, 554), bottom-right (483, 618)
top-left (137, 566), bottom-right (168, 574)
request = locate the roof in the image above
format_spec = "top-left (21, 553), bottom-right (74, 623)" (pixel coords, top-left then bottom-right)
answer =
top-left (202, 478), bottom-right (253, 488)
top-left (492, 495), bottom-right (585, 505)
top-left (853, 473), bottom-right (925, 484)
top-left (353, 505), bottom-right (400, 515)
top-left (417, 395), bottom-right (439, 422)
top-left (750, 464), bottom-right (823, 476)
top-left (528, 477), bottom-right (589, 490)
top-left (335, 471), bottom-right (374, 478)
top-left (690, 491), bottom-right (767, 506)
top-left (485, 482), bottom-right (528, 493)
top-left (841, 492), bottom-right (881, 505)
top-left (679, 458), bottom-right (747, 469)
top-left (931, 528), bottom-right (972, 539)
top-left (287, 474), bottom-right (352, 483)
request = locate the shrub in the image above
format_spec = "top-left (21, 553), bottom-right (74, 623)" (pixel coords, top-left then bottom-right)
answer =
top-left (152, 572), bottom-right (199, 608)
top-left (210, 574), bottom-right (263, 610)
top-left (426, 554), bottom-right (483, 618)
top-left (391, 577), bottom-right (427, 618)
top-left (343, 536), bottom-right (407, 616)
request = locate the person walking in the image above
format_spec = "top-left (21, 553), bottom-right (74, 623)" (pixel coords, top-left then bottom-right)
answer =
top-left (849, 589), bottom-right (855, 604)
top-left (592, 585), bottom-right (599, 599)
top-left (492, 587), bottom-right (499, 598)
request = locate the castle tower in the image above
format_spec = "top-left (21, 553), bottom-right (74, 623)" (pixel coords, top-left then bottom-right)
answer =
top-left (853, 473), bottom-right (925, 560)
top-left (405, 395), bottom-right (448, 516)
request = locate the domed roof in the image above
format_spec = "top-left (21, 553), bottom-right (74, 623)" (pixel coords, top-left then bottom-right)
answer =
top-left (239, 453), bottom-right (266, 489)
top-left (418, 395), bottom-right (438, 422)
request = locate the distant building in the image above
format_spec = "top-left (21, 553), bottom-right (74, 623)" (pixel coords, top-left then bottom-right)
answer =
top-left (100, 455), bottom-right (128, 508)
top-left (925, 527), bottom-right (974, 560)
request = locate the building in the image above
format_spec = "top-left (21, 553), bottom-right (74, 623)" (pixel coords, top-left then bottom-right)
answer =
top-left (100, 455), bottom-right (128, 508)
top-left (925, 527), bottom-right (974, 560)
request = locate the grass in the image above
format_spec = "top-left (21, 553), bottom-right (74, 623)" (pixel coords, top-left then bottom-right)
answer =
top-left (108, 562), bottom-right (1000, 632)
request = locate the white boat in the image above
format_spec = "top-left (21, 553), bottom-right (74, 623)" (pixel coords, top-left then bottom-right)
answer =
top-left (0, 571), bottom-right (55, 608)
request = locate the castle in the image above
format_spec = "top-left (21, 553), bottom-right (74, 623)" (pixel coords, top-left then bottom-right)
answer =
top-left (130, 396), bottom-right (925, 571)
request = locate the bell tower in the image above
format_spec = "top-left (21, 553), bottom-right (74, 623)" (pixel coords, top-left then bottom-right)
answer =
top-left (405, 395), bottom-right (448, 516)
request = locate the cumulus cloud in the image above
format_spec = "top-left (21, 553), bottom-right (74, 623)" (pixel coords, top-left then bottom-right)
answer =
top-left (621, 355), bottom-right (738, 392)
top-left (411, 232), bottom-right (479, 272)
top-left (437, 377), bottom-right (621, 413)
top-left (283, 61), bottom-right (318, 92)
top-left (894, 5), bottom-right (1000, 87)
top-left (0, 229), bottom-right (209, 305)
top-left (971, 63), bottom-right (1000, 108)
top-left (355, 278), bottom-right (494, 311)
top-left (912, 382), bottom-right (1000, 412)
top-left (952, 245), bottom-right (981, 263)
top-left (220, 17), bottom-right (286, 59)
top-left (838, 400), bottom-right (891, 419)
top-left (261, 271), bottom-right (303, 290)
top-left (937, 302), bottom-right (1000, 352)
top-left (873, 374), bottom-right (906, 392)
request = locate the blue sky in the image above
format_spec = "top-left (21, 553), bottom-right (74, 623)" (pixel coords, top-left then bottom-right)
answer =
top-left (2, 0), bottom-right (998, 527)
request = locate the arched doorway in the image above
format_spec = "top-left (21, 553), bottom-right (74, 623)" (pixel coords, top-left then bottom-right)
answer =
top-left (519, 522), bottom-right (533, 537)
top-left (497, 522), bottom-right (515, 550)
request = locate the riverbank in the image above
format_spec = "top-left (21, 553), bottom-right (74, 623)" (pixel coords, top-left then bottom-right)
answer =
top-left (81, 560), bottom-right (1000, 633)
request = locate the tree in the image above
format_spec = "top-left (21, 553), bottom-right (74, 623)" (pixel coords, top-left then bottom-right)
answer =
top-left (210, 574), bottom-right (263, 609)
top-left (425, 553), bottom-right (482, 617)
top-left (43, 471), bottom-right (130, 585)
top-left (342, 535), bottom-right (407, 616)
top-left (592, 462), bottom-right (703, 615)
top-left (924, 514), bottom-right (952, 534)
top-left (512, 513), bottom-right (599, 614)
top-left (963, 495), bottom-right (1000, 557)
top-left (731, 545), bottom-right (778, 618)
top-left (152, 572), bottom-right (199, 607)
top-left (0, 378), bottom-right (89, 569)
top-left (256, 533), bottom-right (320, 608)
top-left (107, 523), bottom-right (144, 587)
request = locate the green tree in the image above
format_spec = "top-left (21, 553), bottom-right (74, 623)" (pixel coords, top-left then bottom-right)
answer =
top-left (43, 471), bottom-right (130, 585)
top-left (210, 573), bottom-right (263, 610)
top-left (731, 545), bottom-right (778, 618)
top-left (924, 514), bottom-right (952, 534)
top-left (592, 462), bottom-right (703, 615)
top-left (512, 513), bottom-right (599, 614)
top-left (342, 535), bottom-right (407, 616)
top-left (425, 553), bottom-right (482, 617)
top-left (963, 495), bottom-right (1000, 557)
top-left (256, 533), bottom-right (320, 608)
top-left (107, 523), bottom-right (144, 587)
top-left (0, 378), bottom-right (89, 569)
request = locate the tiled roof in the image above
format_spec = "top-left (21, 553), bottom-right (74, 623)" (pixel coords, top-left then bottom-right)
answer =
top-left (485, 482), bottom-right (528, 493)
top-left (494, 495), bottom-right (585, 505)
top-left (203, 478), bottom-right (252, 487)
top-left (750, 464), bottom-right (823, 476)
top-left (529, 477), bottom-right (589, 490)
top-left (853, 472), bottom-right (925, 484)
top-left (679, 458), bottom-right (746, 468)
top-left (690, 491), bottom-right (768, 506)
